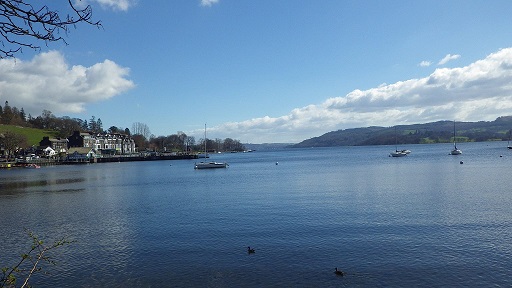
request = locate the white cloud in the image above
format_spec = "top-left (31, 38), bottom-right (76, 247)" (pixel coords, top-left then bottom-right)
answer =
top-left (200, 0), bottom-right (219, 7)
top-left (75, 0), bottom-right (134, 11)
top-left (438, 53), bottom-right (461, 65)
top-left (0, 51), bottom-right (135, 116)
top-left (419, 60), bottom-right (431, 67)
top-left (205, 48), bottom-right (512, 143)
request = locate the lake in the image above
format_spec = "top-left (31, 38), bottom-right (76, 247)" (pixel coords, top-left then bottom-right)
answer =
top-left (1, 142), bottom-right (511, 287)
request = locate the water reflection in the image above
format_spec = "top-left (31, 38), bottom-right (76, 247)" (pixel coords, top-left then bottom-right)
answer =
top-left (0, 178), bottom-right (85, 194)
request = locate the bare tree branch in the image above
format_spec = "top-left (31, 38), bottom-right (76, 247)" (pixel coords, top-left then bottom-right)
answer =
top-left (0, 0), bottom-right (101, 58)
top-left (0, 230), bottom-right (74, 288)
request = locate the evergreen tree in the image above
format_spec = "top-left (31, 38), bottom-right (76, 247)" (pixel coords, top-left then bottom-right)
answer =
top-left (97, 118), bottom-right (103, 133)
top-left (10, 107), bottom-right (22, 125)
top-left (20, 108), bottom-right (26, 122)
top-left (108, 126), bottom-right (120, 134)
top-left (2, 101), bottom-right (13, 124)
top-left (82, 119), bottom-right (89, 131)
top-left (89, 116), bottom-right (97, 132)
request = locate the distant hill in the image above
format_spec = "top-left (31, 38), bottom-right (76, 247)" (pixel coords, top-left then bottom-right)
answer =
top-left (244, 143), bottom-right (294, 151)
top-left (291, 116), bottom-right (512, 148)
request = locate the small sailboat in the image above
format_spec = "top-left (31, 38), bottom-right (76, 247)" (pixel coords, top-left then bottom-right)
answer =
top-left (195, 161), bottom-right (228, 169)
top-left (194, 124), bottom-right (228, 169)
top-left (450, 121), bottom-right (462, 155)
top-left (390, 126), bottom-right (409, 157)
top-left (508, 129), bottom-right (512, 149)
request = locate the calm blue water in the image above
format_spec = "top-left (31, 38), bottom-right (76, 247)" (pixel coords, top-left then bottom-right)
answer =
top-left (1, 142), bottom-right (512, 287)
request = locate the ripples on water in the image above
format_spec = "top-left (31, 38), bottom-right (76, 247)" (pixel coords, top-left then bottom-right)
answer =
top-left (1, 142), bottom-right (511, 287)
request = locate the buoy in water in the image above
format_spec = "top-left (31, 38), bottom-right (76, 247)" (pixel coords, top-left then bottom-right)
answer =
top-left (460, 161), bottom-right (463, 164)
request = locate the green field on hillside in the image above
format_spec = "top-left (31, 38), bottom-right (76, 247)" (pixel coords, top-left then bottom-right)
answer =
top-left (0, 125), bottom-right (59, 146)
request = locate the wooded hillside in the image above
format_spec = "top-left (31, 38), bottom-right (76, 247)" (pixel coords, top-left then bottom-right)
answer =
top-left (291, 116), bottom-right (512, 148)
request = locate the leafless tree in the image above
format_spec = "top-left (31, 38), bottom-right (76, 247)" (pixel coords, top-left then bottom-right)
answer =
top-left (0, 130), bottom-right (27, 159)
top-left (131, 122), bottom-right (151, 140)
top-left (55, 116), bottom-right (82, 138)
top-left (0, 0), bottom-right (101, 58)
top-left (185, 136), bottom-right (195, 149)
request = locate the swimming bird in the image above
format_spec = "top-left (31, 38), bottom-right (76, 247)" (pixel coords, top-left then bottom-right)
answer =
top-left (334, 267), bottom-right (344, 276)
top-left (247, 246), bottom-right (255, 254)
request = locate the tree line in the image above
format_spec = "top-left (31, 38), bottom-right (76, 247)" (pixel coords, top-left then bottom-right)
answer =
top-left (0, 100), bottom-right (245, 155)
top-left (0, 101), bottom-right (109, 136)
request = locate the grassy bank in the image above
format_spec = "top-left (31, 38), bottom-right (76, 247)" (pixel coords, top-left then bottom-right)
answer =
top-left (0, 125), bottom-right (59, 146)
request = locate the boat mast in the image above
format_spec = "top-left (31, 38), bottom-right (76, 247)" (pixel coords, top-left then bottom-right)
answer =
top-left (453, 121), bottom-right (457, 149)
top-left (204, 123), bottom-right (207, 156)
top-left (395, 126), bottom-right (398, 152)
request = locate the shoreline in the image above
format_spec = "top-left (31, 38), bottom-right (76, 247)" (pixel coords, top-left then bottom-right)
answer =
top-left (0, 153), bottom-right (199, 168)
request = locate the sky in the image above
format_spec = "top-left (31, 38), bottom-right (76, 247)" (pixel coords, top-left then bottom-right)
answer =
top-left (1, 0), bottom-right (512, 144)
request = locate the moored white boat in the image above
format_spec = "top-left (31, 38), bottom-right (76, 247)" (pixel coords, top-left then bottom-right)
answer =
top-left (390, 127), bottom-right (410, 157)
top-left (450, 147), bottom-right (462, 155)
top-left (450, 121), bottom-right (462, 155)
top-left (390, 150), bottom-right (408, 157)
top-left (194, 161), bottom-right (228, 169)
top-left (195, 124), bottom-right (228, 169)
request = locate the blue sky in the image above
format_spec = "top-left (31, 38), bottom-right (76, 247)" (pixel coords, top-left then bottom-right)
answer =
top-left (2, 0), bottom-right (512, 143)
